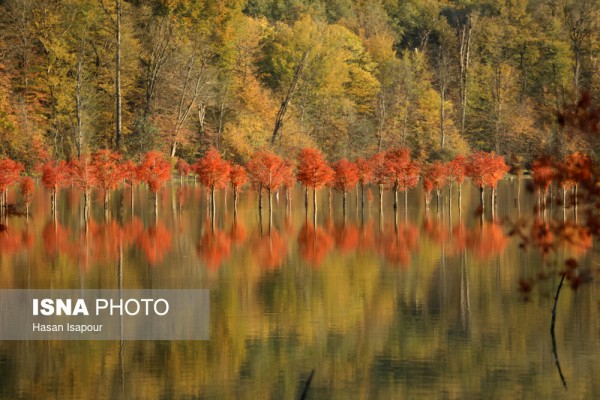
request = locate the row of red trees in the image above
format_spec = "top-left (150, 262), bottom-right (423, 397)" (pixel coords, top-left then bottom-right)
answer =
top-left (1, 146), bottom-right (592, 220)
top-left (531, 152), bottom-right (592, 210)
top-left (40, 150), bottom-right (171, 218)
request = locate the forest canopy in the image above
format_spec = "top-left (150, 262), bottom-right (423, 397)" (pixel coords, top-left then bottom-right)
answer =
top-left (0, 0), bottom-right (597, 165)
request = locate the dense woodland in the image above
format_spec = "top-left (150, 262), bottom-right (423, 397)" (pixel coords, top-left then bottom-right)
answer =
top-left (1, 0), bottom-right (599, 167)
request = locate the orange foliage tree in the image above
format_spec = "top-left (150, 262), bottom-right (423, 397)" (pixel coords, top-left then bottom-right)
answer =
top-left (531, 158), bottom-right (555, 210)
top-left (333, 159), bottom-right (359, 215)
top-left (138, 151), bottom-right (172, 216)
top-left (69, 156), bottom-right (97, 219)
top-left (281, 160), bottom-right (296, 211)
top-left (41, 160), bottom-right (69, 214)
top-left (229, 164), bottom-right (247, 217)
top-left (447, 155), bottom-right (466, 208)
top-left (0, 157), bottom-right (24, 212)
top-left (557, 152), bottom-right (592, 208)
top-left (91, 149), bottom-right (123, 212)
top-left (120, 159), bottom-right (139, 211)
top-left (20, 177), bottom-right (34, 217)
top-left (422, 172), bottom-right (434, 208)
top-left (246, 151), bottom-right (287, 214)
top-left (383, 148), bottom-right (420, 211)
top-left (194, 147), bottom-right (231, 215)
top-left (369, 152), bottom-right (386, 211)
top-left (466, 151), bottom-right (508, 211)
top-left (355, 157), bottom-right (373, 212)
top-left (296, 148), bottom-right (334, 217)
top-left (175, 158), bottom-right (192, 184)
top-left (427, 161), bottom-right (448, 209)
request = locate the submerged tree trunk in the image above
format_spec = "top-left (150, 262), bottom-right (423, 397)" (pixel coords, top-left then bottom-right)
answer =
top-left (268, 187), bottom-right (272, 215)
top-left (479, 186), bottom-right (484, 212)
top-left (313, 188), bottom-right (317, 222)
top-left (304, 186), bottom-right (308, 211)
top-left (104, 191), bottom-right (110, 218)
top-left (233, 188), bottom-right (238, 219)
top-left (211, 186), bottom-right (215, 217)
top-left (154, 191), bottom-right (158, 218)
top-left (84, 190), bottom-right (89, 221)
top-left (378, 184), bottom-right (383, 212)
top-left (360, 183), bottom-right (365, 212)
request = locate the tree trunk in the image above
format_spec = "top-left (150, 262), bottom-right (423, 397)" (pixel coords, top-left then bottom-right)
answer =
top-left (378, 184), bottom-right (383, 212)
top-left (233, 188), bottom-right (238, 218)
top-left (104, 191), bottom-right (109, 213)
top-left (84, 190), bottom-right (89, 221)
top-left (342, 190), bottom-right (347, 216)
top-left (75, 39), bottom-right (85, 158)
top-left (271, 51), bottom-right (309, 145)
top-left (313, 187), bottom-right (317, 221)
top-left (154, 191), bottom-right (158, 218)
top-left (459, 19), bottom-right (472, 135)
top-left (115, 0), bottom-right (122, 150)
top-left (479, 186), bottom-right (484, 212)
top-left (393, 188), bottom-right (398, 210)
top-left (268, 187), bottom-right (272, 215)
top-left (258, 184), bottom-right (263, 211)
top-left (130, 184), bottom-right (134, 214)
top-left (304, 186), bottom-right (308, 211)
top-left (211, 186), bottom-right (215, 217)
top-left (360, 183), bottom-right (365, 212)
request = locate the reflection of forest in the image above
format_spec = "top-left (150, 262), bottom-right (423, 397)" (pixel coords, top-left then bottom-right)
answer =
top-left (0, 181), bottom-right (598, 399)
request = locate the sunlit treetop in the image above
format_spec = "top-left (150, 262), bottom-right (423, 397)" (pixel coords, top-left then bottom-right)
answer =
top-left (296, 148), bottom-right (334, 190)
top-left (194, 147), bottom-right (231, 190)
top-left (138, 151), bottom-right (172, 193)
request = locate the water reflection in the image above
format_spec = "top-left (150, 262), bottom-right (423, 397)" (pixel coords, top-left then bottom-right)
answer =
top-left (0, 181), bottom-right (598, 399)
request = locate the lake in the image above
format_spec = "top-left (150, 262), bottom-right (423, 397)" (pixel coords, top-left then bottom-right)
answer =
top-left (0, 179), bottom-right (598, 399)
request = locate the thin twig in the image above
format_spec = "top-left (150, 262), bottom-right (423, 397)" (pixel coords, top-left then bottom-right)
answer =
top-left (551, 273), bottom-right (567, 389)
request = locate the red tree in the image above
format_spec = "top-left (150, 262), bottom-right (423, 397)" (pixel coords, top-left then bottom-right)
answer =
top-left (229, 164), bottom-right (247, 217)
top-left (175, 158), bottom-right (192, 184)
top-left (138, 151), bottom-right (172, 216)
top-left (20, 177), bottom-right (34, 217)
top-left (558, 152), bottom-right (592, 209)
top-left (0, 157), bottom-right (24, 213)
top-left (383, 148), bottom-right (420, 211)
top-left (41, 160), bottom-right (69, 214)
top-left (297, 148), bottom-right (334, 217)
top-left (120, 159), bottom-right (139, 211)
top-left (281, 160), bottom-right (296, 211)
top-left (447, 155), bottom-right (466, 208)
top-left (427, 161), bottom-right (448, 209)
top-left (69, 156), bottom-right (97, 219)
top-left (369, 152), bottom-right (387, 211)
top-left (333, 159), bottom-right (359, 215)
top-left (91, 149), bottom-right (123, 212)
top-left (246, 151), bottom-right (287, 214)
top-left (355, 157), bottom-right (373, 212)
top-left (532, 158), bottom-right (555, 210)
top-left (194, 147), bottom-right (231, 215)
top-left (488, 154), bottom-right (509, 210)
top-left (422, 172), bottom-right (434, 208)
top-left (466, 151), bottom-right (508, 211)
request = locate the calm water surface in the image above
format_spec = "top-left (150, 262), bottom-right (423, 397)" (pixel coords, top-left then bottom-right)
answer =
top-left (0, 179), bottom-right (598, 399)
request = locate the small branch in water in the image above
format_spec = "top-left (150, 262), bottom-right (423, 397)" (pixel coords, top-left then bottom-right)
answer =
top-left (551, 273), bottom-right (567, 389)
top-left (299, 369), bottom-right (315, 400)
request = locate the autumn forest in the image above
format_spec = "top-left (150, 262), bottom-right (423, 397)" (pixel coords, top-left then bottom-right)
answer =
top-left (0, 0), bottom-right (599, 167)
